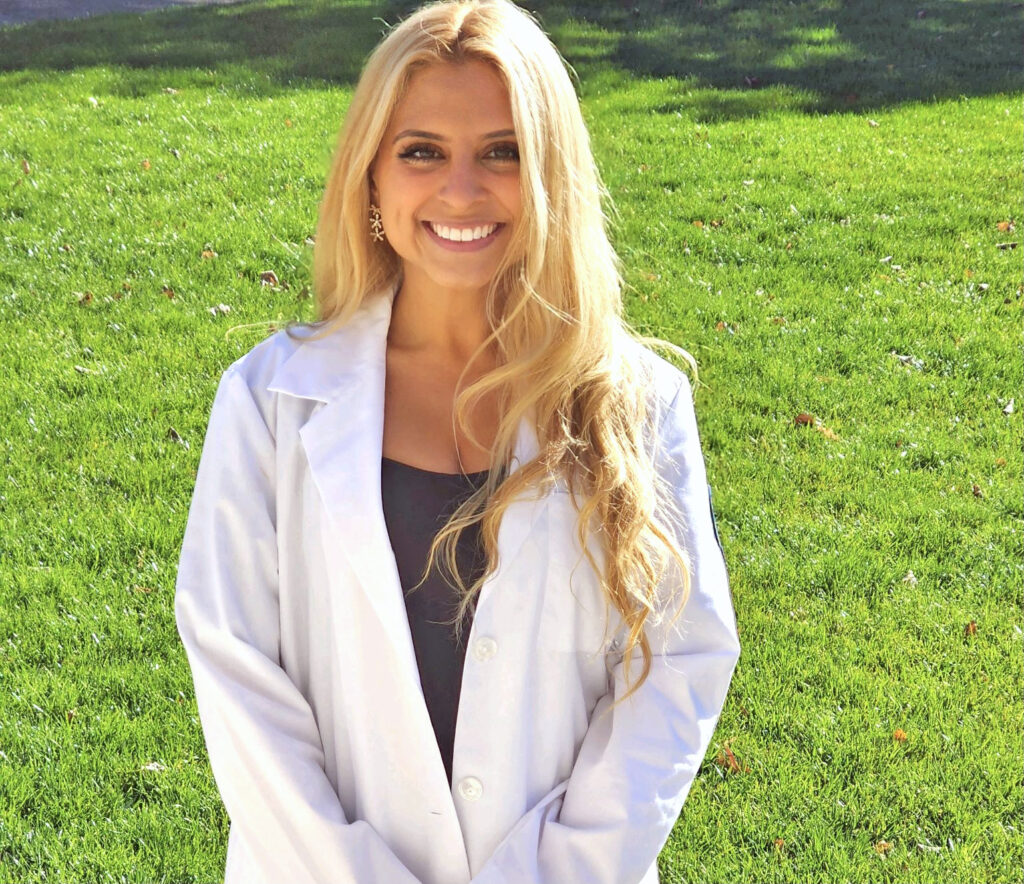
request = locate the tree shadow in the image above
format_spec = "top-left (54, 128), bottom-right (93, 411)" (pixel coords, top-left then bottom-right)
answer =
top-left (0, 0), bottom-right (386, 94)
top-left (535, 0), bottom-right (1023, 119)
top-left (0, 0), bottom-right (1019, 118)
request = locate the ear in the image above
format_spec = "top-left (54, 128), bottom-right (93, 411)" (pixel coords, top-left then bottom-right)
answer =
top-left (368, 170), bottom-right (379, 205)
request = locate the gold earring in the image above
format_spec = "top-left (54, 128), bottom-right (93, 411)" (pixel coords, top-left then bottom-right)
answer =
top-left (369, 204), bottom-right (384, 242)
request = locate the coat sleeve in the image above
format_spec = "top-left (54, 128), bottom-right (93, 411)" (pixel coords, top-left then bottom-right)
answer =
top-left (469, 374), bottom-right (741, 884)
top-left (174, 367), bottom-right (421, 884)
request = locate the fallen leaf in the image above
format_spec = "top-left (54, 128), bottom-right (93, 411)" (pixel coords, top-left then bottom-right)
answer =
top-left (972, 484), bottom-right (983, 498)
top-left (87, 96), bottom-right (98, 107)
top-left (163, 87), bottom-right (178, 94)
top-left (996, 241), bottom-right (1019, 250)
top-left (161, 285), bottom-right (175, 299)
top-left (132, 586), bottom-right (154, 594)
top-left (285, 118), bottom-right (293, 128)
top-left (21, 159), bottom-right (30, 175)
top-left (996, 457), bottom-right (1007, 467)
top-left (742, 179), bottom-right (754, 186)
top-left (141, 159), bottom-right (151, 170)
top-left (794, 412), bottom-right (815, 427)
top-left (166, 427), bottom-right (190, 450)
top-left (773, 838), bottom-right (785, 850)
top-left (890, 351), bottom-right (924, 370)
top-left (709, 219), bottom-right (723, 228)
top-left (201, 249), bottom-right (217, 259)
top-left (964, 269), bottom-right (975, 278)
top-left (715, 321), bottom-right (726, 331)
top-left (875, 840), bottom-right (893, 854)
top-left (304, 236), bottom-right (316, 246)
top-left (997, 220), bottom-right (1015, 232)
top-left (892, 729), bottom-right (907, 742)
top-left (76, 291), bottom-right (93, 306)
top-left (964, 620), bottom-right (977, 637)
top-left (692, 220), bottom-right (704, 229)
top-left (259, 270), bottom-right (280, 286)
top-left (868, 119), bottom-right (880, 127)
top-left (815, 424), bottom-right (840, 441)
top-left (715, 738), bottom-right (749, 773)
top-left (65, 709), bottom-right (77, 723)
top-left (141, 762), bottom-right (166, 772)
top-left (209, 303), bottom-right (232, 316)
top-left (1002, 399), bottom-right (1014, 415)
top-left (902, 570), bottom-right (918, 586)
top-left (771, 316), bottom-right (787, 325)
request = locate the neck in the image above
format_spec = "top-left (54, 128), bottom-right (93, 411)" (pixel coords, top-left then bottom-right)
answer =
top-left (387, 275), bottom-right (495, 368)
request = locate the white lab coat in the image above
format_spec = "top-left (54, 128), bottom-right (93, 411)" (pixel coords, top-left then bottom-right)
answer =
top-left (174, 288), bottom-right (740, 884)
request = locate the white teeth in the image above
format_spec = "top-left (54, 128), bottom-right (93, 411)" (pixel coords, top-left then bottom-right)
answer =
top-left (430, 222), bottom-right (497, 242)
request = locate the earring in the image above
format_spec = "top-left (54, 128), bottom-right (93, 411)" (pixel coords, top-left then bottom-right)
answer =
top-left (369, 204), bottom-right (384, 242)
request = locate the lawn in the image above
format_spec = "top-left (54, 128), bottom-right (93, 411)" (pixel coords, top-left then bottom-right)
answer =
top-left (0, 0), bottom-right (1020, 881)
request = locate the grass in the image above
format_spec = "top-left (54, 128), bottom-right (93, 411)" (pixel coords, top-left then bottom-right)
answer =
top-left (0, 0), bottom-right (1020, 881)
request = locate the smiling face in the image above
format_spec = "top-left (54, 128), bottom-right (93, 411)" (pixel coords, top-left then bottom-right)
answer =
top-left (370, 59), bottom-right (522, 301)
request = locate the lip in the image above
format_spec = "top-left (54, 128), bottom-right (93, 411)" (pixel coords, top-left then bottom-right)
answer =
top-left (422, 221), bottom-right (504, 252)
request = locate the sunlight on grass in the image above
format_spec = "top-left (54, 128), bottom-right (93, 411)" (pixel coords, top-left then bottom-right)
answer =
top-left (0, 0), bottom-right (1020, 882)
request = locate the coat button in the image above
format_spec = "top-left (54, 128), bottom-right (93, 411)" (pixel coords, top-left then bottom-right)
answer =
top-left (471, 637), bottom-right (497, 662)
top-left (458, 776), bottom-right (483, 801)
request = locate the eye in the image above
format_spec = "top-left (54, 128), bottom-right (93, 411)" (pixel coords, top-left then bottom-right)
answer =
top-left (485, 142), bottom-right (519, 162)
top-left (397, 143), bottom-right (443, 162)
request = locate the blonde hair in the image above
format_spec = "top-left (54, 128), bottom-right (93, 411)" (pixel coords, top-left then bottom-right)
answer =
top-left (298, 0), bottom-right (692, 698)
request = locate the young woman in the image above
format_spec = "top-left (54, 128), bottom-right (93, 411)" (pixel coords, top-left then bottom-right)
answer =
top-left (174, 2), bottom-right (740, 882)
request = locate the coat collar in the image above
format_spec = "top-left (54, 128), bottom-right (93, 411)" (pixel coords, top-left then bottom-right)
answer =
top-left (266, 287), bottom-right (541, 470)
top-left (263, 284), bottom-right (549, 687)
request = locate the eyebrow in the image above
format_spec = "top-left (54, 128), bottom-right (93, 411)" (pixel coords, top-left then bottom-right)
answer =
top-left (391, 128), bottom-right (517, 144)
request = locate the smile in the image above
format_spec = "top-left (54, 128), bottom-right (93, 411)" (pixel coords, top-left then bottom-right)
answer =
top-left (422, 221), bottom-right (504, 252)
top-left (426, 222), bottom-right (500, 242)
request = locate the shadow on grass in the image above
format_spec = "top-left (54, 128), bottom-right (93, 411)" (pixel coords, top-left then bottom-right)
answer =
top-left (0, 0), bottom-right (1019, 117)
top-left (544, 0), bottom-right (1023, 117)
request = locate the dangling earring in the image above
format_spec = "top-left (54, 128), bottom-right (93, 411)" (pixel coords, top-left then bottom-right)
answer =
top-left (369, 204), bottom-right (384, 242)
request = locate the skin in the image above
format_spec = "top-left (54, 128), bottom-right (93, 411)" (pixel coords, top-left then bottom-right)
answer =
top-left (371, 60), bottom-right (522, 474)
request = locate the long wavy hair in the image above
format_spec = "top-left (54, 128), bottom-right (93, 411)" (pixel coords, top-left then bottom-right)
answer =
top-left (296, 0), bottom-right (693, 698)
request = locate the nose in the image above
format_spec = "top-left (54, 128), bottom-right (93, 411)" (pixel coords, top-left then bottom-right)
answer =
top-left (439, 153), bottom-right (484, 209)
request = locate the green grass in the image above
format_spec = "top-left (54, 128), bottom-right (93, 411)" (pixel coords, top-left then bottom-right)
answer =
top-left (0, 0), bottom-right (1020, 881)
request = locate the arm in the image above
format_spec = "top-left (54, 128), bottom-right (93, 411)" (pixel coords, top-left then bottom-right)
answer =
top-left (471, 374), bottom-right (740, 884)
top-left (174, 367), bottom-right (421, 884)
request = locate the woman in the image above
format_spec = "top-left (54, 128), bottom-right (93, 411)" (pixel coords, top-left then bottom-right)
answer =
top-left (174, 1), bottom-right (740, 882)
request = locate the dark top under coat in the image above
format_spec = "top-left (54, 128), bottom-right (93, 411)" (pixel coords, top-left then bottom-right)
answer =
top-left (380, 456), bottom-right (489, 787)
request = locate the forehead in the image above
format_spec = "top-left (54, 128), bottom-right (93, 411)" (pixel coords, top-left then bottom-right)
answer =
top-left (386, 60), bottom-right (515, 136)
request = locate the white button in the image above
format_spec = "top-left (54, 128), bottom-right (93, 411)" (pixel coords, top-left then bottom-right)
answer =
top-left (471, 637), bottom-right (497, 662)
top-left (458, 776), bottom-right (483, 801)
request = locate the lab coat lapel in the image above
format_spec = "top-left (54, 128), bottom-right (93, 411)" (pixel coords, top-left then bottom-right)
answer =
top-left (268, 293), bottom-right (421, 685)
top-left (266, 289), bottom-right (549, 677)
